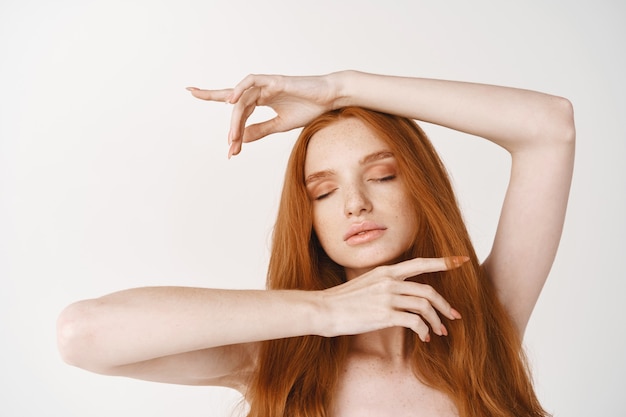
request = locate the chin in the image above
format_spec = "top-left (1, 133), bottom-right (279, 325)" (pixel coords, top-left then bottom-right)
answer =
top-left (338, 250), bottom-right (409, 274)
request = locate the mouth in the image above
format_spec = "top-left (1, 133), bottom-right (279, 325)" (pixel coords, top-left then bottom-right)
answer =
top-left (344, 221), bottom-right (387, 245)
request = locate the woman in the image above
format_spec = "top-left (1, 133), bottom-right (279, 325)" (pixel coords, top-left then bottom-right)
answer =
top-left (57, 70), bottom-right (575, 416)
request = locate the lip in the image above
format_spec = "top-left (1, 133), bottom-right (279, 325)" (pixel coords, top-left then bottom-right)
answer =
top-left (343, 221), bottom-right (387, 245)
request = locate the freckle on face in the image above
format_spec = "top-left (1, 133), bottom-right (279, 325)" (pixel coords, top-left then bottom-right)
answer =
top-left (304, 118), bottom-right (417, 277)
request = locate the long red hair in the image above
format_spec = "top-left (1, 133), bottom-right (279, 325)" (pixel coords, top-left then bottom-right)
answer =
top-left (246, 107), bottom-right (548, 417)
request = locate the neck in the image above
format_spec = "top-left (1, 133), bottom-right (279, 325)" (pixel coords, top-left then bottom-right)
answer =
top-left (344, 266), bottom-right (372, 281)
top-left (349, 327), bottom-right (409, 362)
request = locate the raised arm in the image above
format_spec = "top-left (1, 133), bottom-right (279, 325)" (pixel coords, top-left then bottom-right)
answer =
top-left (190, 70), bottom-right (575, 335)
top-left (337, 71), bottom-right (576, 335)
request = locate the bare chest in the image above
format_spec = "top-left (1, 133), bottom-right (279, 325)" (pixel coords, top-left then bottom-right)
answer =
top-left (330, 357), bottom-right (458, 417)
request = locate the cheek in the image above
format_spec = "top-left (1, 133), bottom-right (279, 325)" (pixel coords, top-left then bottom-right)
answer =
top-left (391, 193), bottom-right (419, 234)
top-left (312, 206), bottom-right (337, 248)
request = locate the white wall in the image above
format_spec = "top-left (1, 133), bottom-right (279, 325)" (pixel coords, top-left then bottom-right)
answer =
top-left (1, 1), bottom-right (624, 415)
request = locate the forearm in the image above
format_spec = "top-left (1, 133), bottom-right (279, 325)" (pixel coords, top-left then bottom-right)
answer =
top-left (57, 286), bottom-right (324, 371)
top-left (330, 70), bottom-right (575, 333)
top-left (332, 70), bottom-right (574, 151)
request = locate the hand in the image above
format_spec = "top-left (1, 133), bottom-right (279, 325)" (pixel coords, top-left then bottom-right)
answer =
top-left (188, 73), bottom-right (340, 158)
top-left (319, 256), bottom-right (467, 342)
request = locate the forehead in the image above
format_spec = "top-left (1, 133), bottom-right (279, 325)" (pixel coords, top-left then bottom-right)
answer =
top-left (304, 118), bottom-right (390, 174)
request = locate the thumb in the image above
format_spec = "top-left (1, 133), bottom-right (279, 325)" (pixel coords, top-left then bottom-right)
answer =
top-left (242, 117), bottom-right (284, 143)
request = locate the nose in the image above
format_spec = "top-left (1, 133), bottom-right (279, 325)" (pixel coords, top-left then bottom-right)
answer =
top-left (344, 185), bottom-right (372, 217)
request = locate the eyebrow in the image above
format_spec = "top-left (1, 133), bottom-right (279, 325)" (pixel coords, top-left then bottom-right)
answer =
top-left (304, 170), bottom-right (335, 185)
top-left (360, 150), bottom-right (394, 165)
top-left (304, 150), bottom-right (395, 185)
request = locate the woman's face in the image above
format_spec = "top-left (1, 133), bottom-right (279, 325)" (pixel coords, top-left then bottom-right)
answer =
top-left (304, 117), bottom-right (418, 280)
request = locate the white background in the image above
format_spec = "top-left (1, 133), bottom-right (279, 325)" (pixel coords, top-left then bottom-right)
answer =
top-left (1, 1), bottom-right (624, 416)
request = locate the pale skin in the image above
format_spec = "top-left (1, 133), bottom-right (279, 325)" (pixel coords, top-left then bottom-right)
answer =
top-left (57, 70), bottom-right (575, 416)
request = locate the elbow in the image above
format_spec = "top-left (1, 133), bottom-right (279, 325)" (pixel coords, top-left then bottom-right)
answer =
top-left (554, 96), bottom-right (576, 145)
top-left (56, 300), bottom-right (100, 369)
top-left (539, 95), bottom-right (576, 148)
top-left (512, 94), bottom-right (575, 154)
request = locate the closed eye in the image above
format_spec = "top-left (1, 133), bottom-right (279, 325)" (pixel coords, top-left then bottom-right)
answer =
top-left (315, 189), bottom-right (336, 200)
top-left (371, 175), bottom-right (396, 182)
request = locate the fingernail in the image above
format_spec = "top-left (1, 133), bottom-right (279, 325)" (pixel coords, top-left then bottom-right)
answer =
top-left (452, 256), bottom-right (470, 266)
top-left (186, 86), bottom-right (198, 91)
top-left (451, 308), bottom-right (462, 320)
top-left (227, 142), bottom-right (235, 159)
top-left (424, 333), bottom-right (431, 343)
top-left (440, 324), bottom-right (448, 336)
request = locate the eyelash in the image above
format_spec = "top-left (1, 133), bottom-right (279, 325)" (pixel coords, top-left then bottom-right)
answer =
top-left (315, 190), bottom-right (335, 201)
top-left (314, 175), bottom-right (396, 201)
top-left (373, 175), bottom-right (396, 183)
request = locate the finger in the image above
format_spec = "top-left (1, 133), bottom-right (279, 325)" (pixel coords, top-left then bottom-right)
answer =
top-left (229, 74), bottom-right (257, 103)
top-left (242, 118), bottom-right (283, 144)
top-left (393, 294), bottom-right (444, 336)
top-left (186, 87), bottom-right (233, 103)
top-left (228, 110), bottom-right (256, 158)
top-left (392, 311), bottom-right (431, 342)
top-left (444, 256), bottom-right (471, 269)
top-left (228, 88), bottom-right (260, 146)
top-left (227, 141), bottom-right (237, 159)
top-left (230, 74), bottom-right (276, 103)
top-left (387, 256), bottom-right (469, 281)
top-left (393, 281), bottom-right (456, 322)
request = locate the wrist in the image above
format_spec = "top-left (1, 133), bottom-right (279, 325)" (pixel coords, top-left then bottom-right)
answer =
top-left (327, 70), bottom-right (359, 109)
top-left (308, 289), bottom-right (336, 338)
